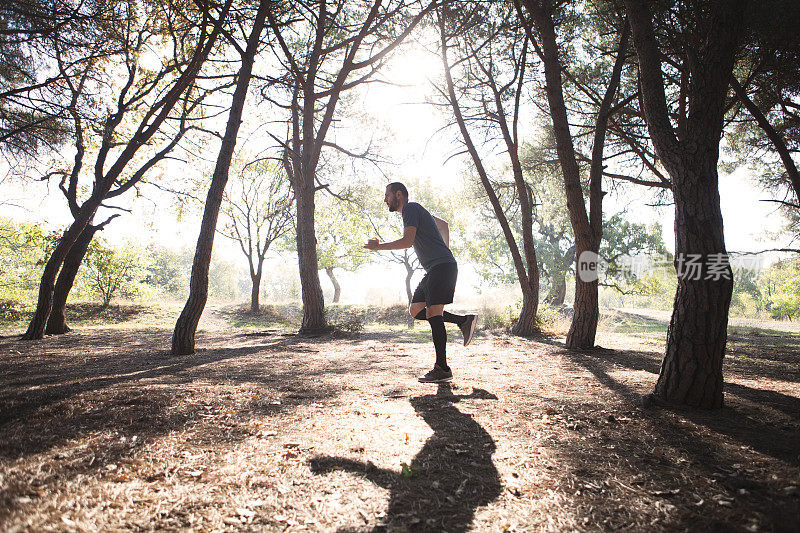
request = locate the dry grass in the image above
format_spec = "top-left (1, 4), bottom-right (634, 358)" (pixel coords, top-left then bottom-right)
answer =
top-left (0, 308), bottom-right (798, 532)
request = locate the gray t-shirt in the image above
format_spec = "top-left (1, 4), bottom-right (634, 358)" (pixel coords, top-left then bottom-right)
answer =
top-left (402, 202), bottom-right (456, 272)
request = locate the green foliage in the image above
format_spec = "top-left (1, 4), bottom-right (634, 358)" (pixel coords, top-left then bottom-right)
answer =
top-left (316, 191), bottom-right (372, 273)
top-left (479, 300), bottom-right (557, 332)
top-left (599, 215), bottom-right (671, 292)
top-left (0, 217), bottom-right (49, 299)
top-left (759, 258), bottom-right (800, 319)
top-left (142, 246), bottom-right (191, 297)
top-left (83, 239), bottom-right (146, 307)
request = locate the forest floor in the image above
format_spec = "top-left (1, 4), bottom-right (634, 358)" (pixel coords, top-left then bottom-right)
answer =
top-left (0, 305), bottom-right (798, 532)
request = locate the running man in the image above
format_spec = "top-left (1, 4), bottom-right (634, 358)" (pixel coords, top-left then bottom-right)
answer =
top-left (364, 182), bottom-right (477, 383)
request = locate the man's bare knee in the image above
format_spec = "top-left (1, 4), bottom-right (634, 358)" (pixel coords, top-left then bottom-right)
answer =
top-left (409, 303), bottom-right (426, 318)
top-left (426, 304), bottom-right (445, 318)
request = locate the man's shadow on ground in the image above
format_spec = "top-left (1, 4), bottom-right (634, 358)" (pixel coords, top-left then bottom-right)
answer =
top-left (310, 384), bottom-right (501, 532)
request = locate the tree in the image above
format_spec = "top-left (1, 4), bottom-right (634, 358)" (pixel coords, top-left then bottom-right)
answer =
top-left (83, 239), bottom-right (143, 308)
top-left (172, 0), bottom-right (272, 355)
top-left (0, 0), bottom-right (111, 159)
top-left (21, 0), bottom-right (234, 340)
top-left (758, 258), bottom-right (800, 319)
top-left (516, 0), bottom-right (630, 347)
top-left (726, 0), bottom-right (800, 234)
top-left (220, 158), bottom-right (294, 313)
top-left (0, 218), bottom-right (48, 299)
top-left (437, 2), bottom-right (541, 336)
top-left (623, 0), bottom-right (744, 408)
top-left (265, 0), bottom-right (439, 333)
top-left (316, 194), bottom-right (371, 304)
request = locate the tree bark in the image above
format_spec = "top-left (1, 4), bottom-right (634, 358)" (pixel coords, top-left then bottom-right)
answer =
top-left (513, 284), bottom-right (540, 336)
top-left (325, 267), bottom-right (341, 303)
top-left (172, 0), bottom-right (270, 355)
top-left (250, 269), bottom-right (262, 313)
top-left (295, 182), bottom-right (328, 332)
top-left (624, 0), bottom-right (743, 407)
top-left (45, 223), bottom-right (100, 334)
top-left (655, 165), bottom-right (733, 407)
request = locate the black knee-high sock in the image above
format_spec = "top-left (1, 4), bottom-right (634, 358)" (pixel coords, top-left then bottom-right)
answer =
top-left (428, 315), bottom-right (448, 370)
top-left (442, 310), bottom-right (466, 325)
top-left (414, 309), bottom-right (427, 321)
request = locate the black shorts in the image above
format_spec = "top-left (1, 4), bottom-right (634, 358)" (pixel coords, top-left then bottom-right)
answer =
top-left (412, 262), bottom-right (458, 306)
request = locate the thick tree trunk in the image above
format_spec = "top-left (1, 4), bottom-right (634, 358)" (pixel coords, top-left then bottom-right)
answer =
top-left (295, 182), bottom-right (327, 333)
top-left (22, 199), bottom-right (101, 339)
top-left (567, 277), bottom-right (599, 349)
top-left (250, 270), bottom-right (262, 313)
top-left (325, 267), bottom-right (340, 303)
top-left (624, 0), bottom-right (742, 407)
top-left (46, 223), bottom-right (99, 334)
top-left (654, 160), bottom-right (733, 407)
top-left (172, 0), bottom-right (270, 355)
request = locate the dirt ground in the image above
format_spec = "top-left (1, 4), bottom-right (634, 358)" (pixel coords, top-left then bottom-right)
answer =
top-left (0, 308), bottom-right (798, 532)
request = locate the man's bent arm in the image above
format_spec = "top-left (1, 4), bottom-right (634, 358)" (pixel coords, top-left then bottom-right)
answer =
top-left (366, 226), bottom-right (416, 251)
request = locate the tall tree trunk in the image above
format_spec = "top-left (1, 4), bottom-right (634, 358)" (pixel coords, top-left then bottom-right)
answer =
top-left (522, 1), bottom-right (627, 348)
top-left (624, 0), bottom-right (743, 407)
top-left (172, 0), bottom-right (270, 355)
top-left (325, 267), bottom-right (340, 303)
top-left (529, 2), bottom-right (596, 348)
top-left (45, 223), bottom-right (100, 334)
top-left (439, 15), bottom-right (539, 336)
top-left (295, 181), bottom-right (327, 332)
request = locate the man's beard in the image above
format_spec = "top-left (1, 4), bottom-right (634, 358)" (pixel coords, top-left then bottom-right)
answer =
top-left (388, 201), bottom-right (397, 212)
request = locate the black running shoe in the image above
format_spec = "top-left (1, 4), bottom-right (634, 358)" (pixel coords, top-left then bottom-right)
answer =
top-left (418, 364), bottom-right (453, 383)
top-left (459, 314), bottom-right (477, 346)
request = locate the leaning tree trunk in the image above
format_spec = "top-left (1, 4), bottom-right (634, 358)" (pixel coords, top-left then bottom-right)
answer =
top-left (568, 275), bottom-right (598, 348)
top-left (45, 223), bottom-right (100, 334)
top-left (171, 0), bottom-right (269, 355)
top-left (295, 181), bottom-right (327, 333)
top-left (22, 198), bottom-right (102, 339)
top-left (523, 2), bottom-right (627, 349)
top-left (325, 267), bottom-right (341, 304)
top-left (533, 7), bottom-right (596, 348)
